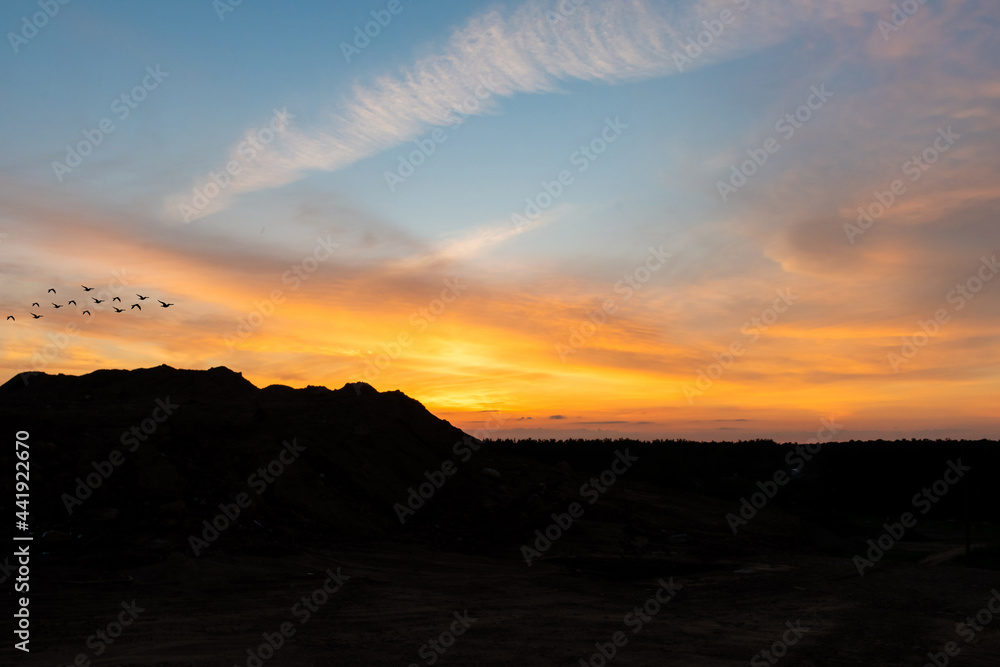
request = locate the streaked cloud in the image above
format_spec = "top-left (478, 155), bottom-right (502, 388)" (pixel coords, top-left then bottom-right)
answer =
top-left (166, 0), bottom-right (873, 221)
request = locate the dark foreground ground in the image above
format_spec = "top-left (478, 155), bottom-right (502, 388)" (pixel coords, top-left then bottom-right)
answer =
top-left (3, 366), bottom-right (999, 665)
top-left (21, 506), bottom-right (1000, 667)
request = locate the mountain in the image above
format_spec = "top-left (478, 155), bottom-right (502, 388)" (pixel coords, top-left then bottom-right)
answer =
top-left (1, 365), bottom-right (527, 561)
top-left (3, 365), bottom-right (999, 666)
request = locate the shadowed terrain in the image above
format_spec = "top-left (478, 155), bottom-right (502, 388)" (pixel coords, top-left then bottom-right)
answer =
top-left (2, 365), bottom-right (998, 666)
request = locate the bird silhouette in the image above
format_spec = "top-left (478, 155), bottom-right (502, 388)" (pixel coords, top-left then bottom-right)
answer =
top-left (51, 303), bottom-right (63, 309)
top-left (113, 307), bottom-right (124, 313)
top-left (31, 302), bottom-right (39, 308)
top-left (6, 316), bottom-right (13, 321)
top-left (92, 298), bottom-right (104, 304)
top-left (48, 288), bottom-right (56, 294)
top-left (81, 285), bottom-right (93, 291)
top-left (68, 300), bottom-right (77, 305)
top-left (82, 310), bottom-right (91, 316)
top-left (30, 313), bottom-right (42, 319)
top-left (158, 300), bottom-right (174, 308)
top-left (136, 294), bottom-right (148, 300)
top-left (131, 303), bottom-right (141, 310)
top-left (112, 296), bottom-right (121, 302)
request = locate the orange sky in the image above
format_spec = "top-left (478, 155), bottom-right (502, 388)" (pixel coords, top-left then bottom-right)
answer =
top-left (2, 0), bottom-right (1000, 442)
top-left (3, 218), bottom-right (998, 441)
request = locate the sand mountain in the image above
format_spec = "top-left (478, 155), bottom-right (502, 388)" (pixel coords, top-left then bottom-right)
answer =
top-left (1, 365), bottom-right (522, 560)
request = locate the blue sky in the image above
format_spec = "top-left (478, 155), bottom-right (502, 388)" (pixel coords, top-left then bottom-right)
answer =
top-left (3, 0), bottom-right (1000, 441)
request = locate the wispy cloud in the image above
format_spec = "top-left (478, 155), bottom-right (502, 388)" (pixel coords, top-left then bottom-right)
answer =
top-left (389, 205), bottom-right (564, 270)
top-left (165, 0), bottom-right (870, 222)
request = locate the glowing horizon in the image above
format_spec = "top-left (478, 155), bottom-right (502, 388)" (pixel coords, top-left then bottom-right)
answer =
top-left (2, 0), bottom-right (999, 443)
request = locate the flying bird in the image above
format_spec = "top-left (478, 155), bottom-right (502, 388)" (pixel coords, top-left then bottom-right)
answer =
top-left (112, 296), bottom-right (121, 302)
top-left (51, 303), bottom-right (63, 309)
top-left (81, 285), bottom-right (93, 291)
top-left (48, 288), bottom-right (56, 294)
top-left (30, 313), bottom-right (42, 319)
top-left (113, 307), bottom-right (124, 313)
top-left (82, 310), bottom-right (91, 316)
top-left (6, 316), bottom-right (13, 321)
top-left (31, 302), bottom-right (39, 308)
top-left (158, 300), bottom-right (173, 308)
top-left (68, 300), bottom-right (76, 305)
top-left (131, 303), bottom-right (141, 310)
top-left (92, 298), bottom-right (104, 304)
top-left (136, 294), bottom-right (148, 300)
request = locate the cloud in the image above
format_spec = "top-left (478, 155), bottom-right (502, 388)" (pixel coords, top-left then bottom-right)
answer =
top-left (579, 420), bottom-right (654, 424)
top-left (389, 206), bottom-right (563, 270)
top-left (549, 414), bottom-right (566, 419)
top-left (166, 0), bottom-right (872, 222)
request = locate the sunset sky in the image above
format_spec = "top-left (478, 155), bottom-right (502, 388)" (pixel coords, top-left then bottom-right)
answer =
top-left (2, 0), bottom-right (998, 442)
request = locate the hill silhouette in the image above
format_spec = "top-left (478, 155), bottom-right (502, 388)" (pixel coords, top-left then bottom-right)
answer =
top-left (2, 365), bottom-right (537, 560)
top-left (3, 365), bottom-right (999, 666)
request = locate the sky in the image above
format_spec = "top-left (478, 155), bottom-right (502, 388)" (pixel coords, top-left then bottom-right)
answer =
top-left (1, 0), bottom-right (999, 442)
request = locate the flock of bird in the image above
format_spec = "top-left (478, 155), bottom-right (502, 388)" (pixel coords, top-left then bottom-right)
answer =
top-left (6, 285), bottom-right (174, 322)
